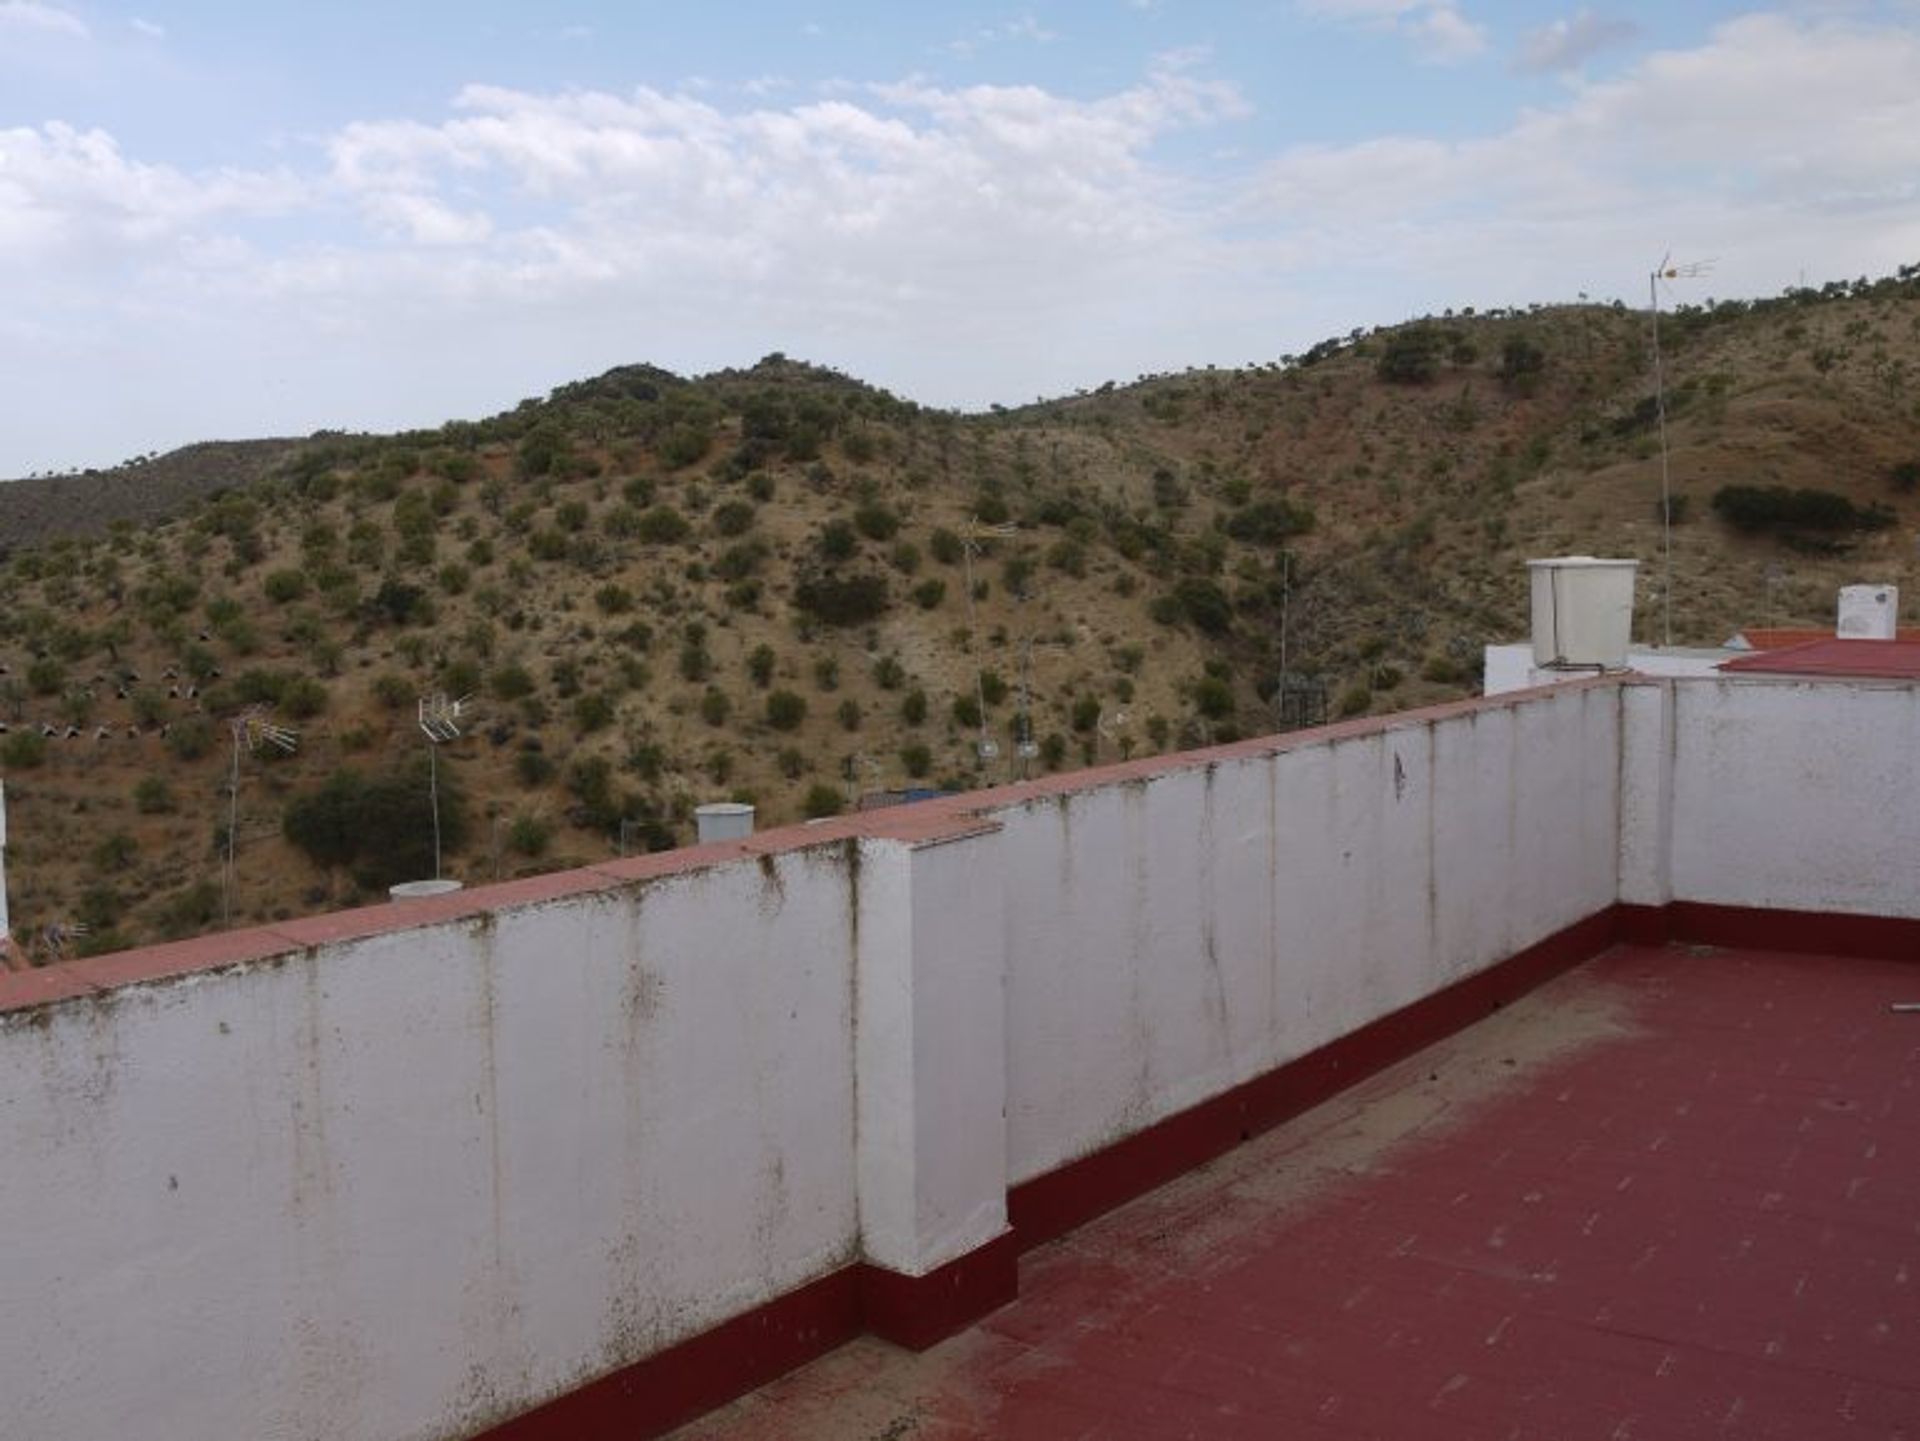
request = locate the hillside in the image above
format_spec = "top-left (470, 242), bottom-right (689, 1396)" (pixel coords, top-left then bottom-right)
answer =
top-left (0, 439), bottom-right (306, 551)
top-left (1, 270), bottom-right (1917, 962)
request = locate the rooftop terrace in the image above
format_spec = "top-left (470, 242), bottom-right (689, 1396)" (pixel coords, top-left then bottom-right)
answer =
top-left (679, 941), bottom-right (1920, 1439)
top-left (4, 672), bottom-right (1919, 1441)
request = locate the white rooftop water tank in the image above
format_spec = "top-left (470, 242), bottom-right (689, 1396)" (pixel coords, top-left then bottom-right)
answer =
top-left (1836, 584), bottom-right (1898, 639)
top-left (695, 802), bottom-right (755, 844)
top-left (1528, 557), bottom-right (1639, 669)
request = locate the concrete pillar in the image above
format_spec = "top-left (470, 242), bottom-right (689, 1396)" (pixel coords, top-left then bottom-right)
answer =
top-left (1617, 679), bottom-right (1676, 922)
top-left (852, 828), bottom-right (1014, 1348)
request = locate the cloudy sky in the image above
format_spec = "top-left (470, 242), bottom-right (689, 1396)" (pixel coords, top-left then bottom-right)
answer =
top-left (3, 2), bottom-right (1918, 476)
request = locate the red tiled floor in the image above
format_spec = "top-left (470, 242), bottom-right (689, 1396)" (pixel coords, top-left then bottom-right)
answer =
top-left (677, 946), bottom-right (1920, 1440)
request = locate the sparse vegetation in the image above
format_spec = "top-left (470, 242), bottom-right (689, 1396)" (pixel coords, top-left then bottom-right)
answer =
top-left (6, 270), bottom-right (1920, 954)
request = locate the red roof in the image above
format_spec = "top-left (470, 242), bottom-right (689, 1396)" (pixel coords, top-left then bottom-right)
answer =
top-left (1736, 626), bottom-right (1920, 651)
top-left (1719, 637), bottom-right (1920, 679)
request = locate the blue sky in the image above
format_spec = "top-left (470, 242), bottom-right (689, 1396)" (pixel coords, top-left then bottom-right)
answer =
top-left (4, 2), bottom-right (1919, 474)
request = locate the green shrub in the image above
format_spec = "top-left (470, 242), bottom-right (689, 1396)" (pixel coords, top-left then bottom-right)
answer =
top-left (929, 527), bottom-right (963, 564)
top-left (747, 645), bottom-right (777, 688)
top-left (134, 775), bottom-right (176, 813)
top-left (802, 783), bottom-right (844, 819)
top-left (507, 814), bottom-right (551, 857)
top-left (712, 499), bottom-right (756, 536)
top-left (766, 689), bottom-right (807, 730)
top-left (853, 503), bottom-right (899, 541)
top-left (91, 831), bottom-right (137, 871)
top-left (1, 730), bottom-right (47, 768)
top-left (911, 579), bottom-right (946, 610)
top-left (1170, 578), bottom-right (1233, 635)
top-left (700, 687), bottom-right (732, 726)
top-left (1711, 485), bottom-right (1895, 535)
top-left (263, 569), bottom-right (307, 604)
top-left (900, 743), bottom-right (932, 778)
top-left (637, 506), bottom-right (692, 544)
top-left (1193, 675), bottom-right (1234, 720)
top-left (1338, 685), bottom-right (1373, 718)
top-left (281, 676), bottom-right (329, 720)
top-left (167, 716), bottom-right (214, 761)
top-left (794, 573), bottom-right (890, 626)
top-left (574, 692), bottom-right (616, 732)
top-left (901, 688), bottom-right (928, 725)
top-left (1223, 500), bottom-right (1314, 545)
top-left (283, 761), bottom-right (467, 887)
top-left (818, 519), bottom-right (859, 562)
top-left (1375, 325), bottom-right (1442, 384)
top-left (491, 663), bottom-right (535, 700)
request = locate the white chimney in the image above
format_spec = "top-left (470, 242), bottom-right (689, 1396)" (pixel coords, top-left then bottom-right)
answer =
top-left (1528, 557), bottom-right (1639, 668)
top-left (1836, 584), bottom-right (1898, 640)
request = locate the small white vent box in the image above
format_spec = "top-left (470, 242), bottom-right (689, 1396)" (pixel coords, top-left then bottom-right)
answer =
top-left (1836, 584), bottom-right (1898, 640)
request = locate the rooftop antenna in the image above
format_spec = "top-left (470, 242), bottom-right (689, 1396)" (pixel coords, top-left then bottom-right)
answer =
top-left (224, 705), bottom-right (298, 927)
top-left (1014, 632), bottom-right (1039, 777)
top-left (963, 518), bottom-right (1017, 770)
top-left (418, 691), bottom-right (472, 881)
top-left (1649, 253), bottom-right (1714, 646)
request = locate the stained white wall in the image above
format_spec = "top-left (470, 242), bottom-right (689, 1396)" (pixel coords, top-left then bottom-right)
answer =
top-left (16, 673), bottom-right (1907, 1441)
top-left (1658, 677), bottom-right (1920, 917)
top-left (994, 682), bottom-right (1621, 1186)
top-left (0, 848), bottom-right (862, 1441)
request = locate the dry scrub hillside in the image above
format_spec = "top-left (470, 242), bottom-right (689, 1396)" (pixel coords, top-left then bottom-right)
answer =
top-left (1, 270), bottom-right (1917, 960)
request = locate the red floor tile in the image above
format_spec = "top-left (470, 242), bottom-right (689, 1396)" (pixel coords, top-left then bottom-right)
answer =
top-left (678, 946), bottom-right (1920, 1440)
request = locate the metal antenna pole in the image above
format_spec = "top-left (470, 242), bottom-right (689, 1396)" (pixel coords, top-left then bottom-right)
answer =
top-left (1648, 254), bottom-right (1713, 648)
top-left (222, 706), bottom-right (297, 929)
top-left (428, 741), bottom-right (442, 880)
top-left (224, 733), bottom-right (242, 927)
top-left (1278, 550), bottom-right (1292, 723)
top-left (1650, 265), bottom-right (1674, 648)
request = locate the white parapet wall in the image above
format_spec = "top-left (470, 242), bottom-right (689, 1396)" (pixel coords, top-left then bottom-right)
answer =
top-left (5, 672), bottom-right (1920, 1441)
top-left (0, 848), bottom-right (865, 1441)
top-left (1653, 676), bottom-right (1920, 918)
top-left (994, 680), bottom-right (1622, 1186)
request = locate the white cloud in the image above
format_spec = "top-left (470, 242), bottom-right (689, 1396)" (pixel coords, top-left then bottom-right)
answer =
top-left (129, 16), bottom-right (165, 38)
top-left (1248, 13), bottom-right (1920, 303)
top-left (0, 1), bottom-right (88, 39)
top-left (4, 14), bottom-right (1920, 474)
top-left (0, 122), bottom-right (302, 264)
top-left (1299, 0), bottom-right (1488, 63)
top-left (1518, 9), bottom-right (1639, 73)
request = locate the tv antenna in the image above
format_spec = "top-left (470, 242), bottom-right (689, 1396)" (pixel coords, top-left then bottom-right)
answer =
top-left (224, 705), bottom-right (297, 927)
top-left (963, 518), bottom-right (1017, 769)
top-left (418, 692), bottom-right (472, 880)
top-left (1649, 253), bottom-right (1714, 646)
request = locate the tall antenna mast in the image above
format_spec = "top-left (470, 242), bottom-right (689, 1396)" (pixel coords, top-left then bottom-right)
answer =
top-left (1649, 253), bottom-right (1713, 646)
top-left (418, 692), bottom-right (472, 881)
top-left (962, 518), bottom-right (1016, 771)
top-left (224, 705), bottom-right (297, 927)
